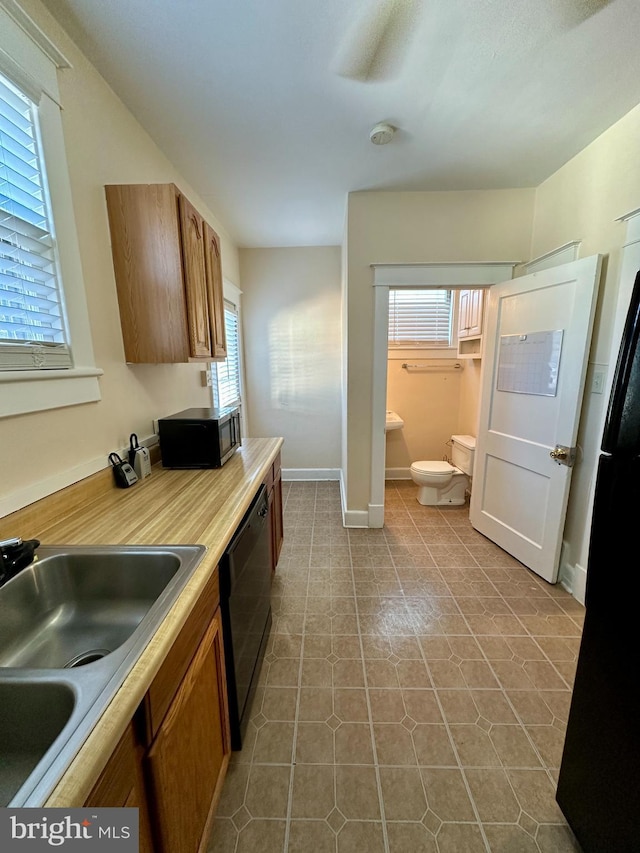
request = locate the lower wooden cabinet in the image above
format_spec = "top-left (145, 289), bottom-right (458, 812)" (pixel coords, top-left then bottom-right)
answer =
top-left (265, 452), bottom-right (284, 574)
top-left (145, 609), bottom-right (229, 853)
top-left (80, 462), bottom-right (282, 850)
top-left (83, 722), bottom-right (154, 852)
top-left (84, 579), bottom-right (230, 853)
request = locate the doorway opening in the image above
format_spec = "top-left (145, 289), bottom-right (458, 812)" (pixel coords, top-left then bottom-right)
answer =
top-left (369, 263), bottom-right (517, 529)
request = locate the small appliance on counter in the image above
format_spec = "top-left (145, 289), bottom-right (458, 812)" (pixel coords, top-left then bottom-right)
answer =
top-left (157, 406), bottom-right (241, 469)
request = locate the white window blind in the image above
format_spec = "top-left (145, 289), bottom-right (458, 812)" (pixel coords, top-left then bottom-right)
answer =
top-left (0, 70), bottom-right (70, 370)
top-left (388, 288), bottom-right (453, 348)
top-left (214, 300), bottom-right (241, 409)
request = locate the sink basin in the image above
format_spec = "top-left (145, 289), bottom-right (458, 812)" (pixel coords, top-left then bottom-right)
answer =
top-left (0, 550), bottom-right (182, 668)
top-left (0, 544), bottom-right (206, 806)
top-left (0, 680), bottom-right (75, 806)
top-left (385, 410), bottom-right (405, 431)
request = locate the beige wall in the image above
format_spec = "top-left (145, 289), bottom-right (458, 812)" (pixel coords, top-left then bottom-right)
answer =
top-left (530, 104), bottom-right (640, 583)
top-left (385, 360), bottom-right (463, 470)
top-left (458, 357), bottom-right (483, 436)
top-left (344, 189), bottom-right (536, 510)
top-left (1, 0), bottom-right (240, 513)
top-left (239, 247), bottom-right (342, 471)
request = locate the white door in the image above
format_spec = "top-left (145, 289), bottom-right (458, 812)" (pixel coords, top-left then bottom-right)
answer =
top-left (469, 255), bottom-right (602, 583)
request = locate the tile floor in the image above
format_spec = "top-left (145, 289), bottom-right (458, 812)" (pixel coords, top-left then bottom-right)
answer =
top-left (207, 480), bottom-right (584, 853)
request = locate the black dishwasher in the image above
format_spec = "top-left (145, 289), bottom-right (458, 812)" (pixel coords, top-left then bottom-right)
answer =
top-left (219, 484), bottom-right (272, 749)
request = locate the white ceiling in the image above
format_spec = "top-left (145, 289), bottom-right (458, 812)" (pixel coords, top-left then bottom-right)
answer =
top-left (41, 0), bottom-right (640, 248)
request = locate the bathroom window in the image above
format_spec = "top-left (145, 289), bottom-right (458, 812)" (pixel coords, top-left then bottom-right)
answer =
top-left (388, 288), bottom-right (453, 348)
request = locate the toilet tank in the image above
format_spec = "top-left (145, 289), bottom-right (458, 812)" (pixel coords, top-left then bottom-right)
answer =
top-left (451, 434), bottom-right (476, 475)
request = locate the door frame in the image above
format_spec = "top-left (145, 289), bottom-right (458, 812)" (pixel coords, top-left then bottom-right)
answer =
top-left (369, 262), bottom-right (517, 527)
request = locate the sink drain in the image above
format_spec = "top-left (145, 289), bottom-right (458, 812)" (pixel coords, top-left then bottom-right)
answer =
top-left (65, 649), bottom-right (111, 668)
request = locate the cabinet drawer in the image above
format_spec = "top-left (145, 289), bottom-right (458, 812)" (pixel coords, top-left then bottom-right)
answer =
top-left (140, 570), bottom-right (219, 743)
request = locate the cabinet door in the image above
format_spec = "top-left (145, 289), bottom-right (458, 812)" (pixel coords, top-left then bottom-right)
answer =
top-left (204, 223), bottom-right (227, 359)
top-left (179, 195), bottom-right (213, 358)
top-left (468, 289), bottom-right (484, 337)
top-left (458, 290), bottom-right (471, 337)
top-left (273, 460), bottom-right (283, 567)
top-left (84, 723), bottom-right (154, 852)
top-left (105, 183), bottom-right (190, 363)
top-left (458, 289), bottom-right (484, 339)
top-left (145, 609), bottom-right (230, 853)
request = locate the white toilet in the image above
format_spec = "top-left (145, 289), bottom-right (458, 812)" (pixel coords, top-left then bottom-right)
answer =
top-left (410, 435), bottom-right (476, 506)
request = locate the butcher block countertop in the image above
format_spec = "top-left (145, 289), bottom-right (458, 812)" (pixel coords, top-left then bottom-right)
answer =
top-left (0, 436), bottom-right (283, 807)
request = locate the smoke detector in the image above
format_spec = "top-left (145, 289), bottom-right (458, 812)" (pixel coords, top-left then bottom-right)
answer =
top-left (369, 122), bottom-right (395, 145)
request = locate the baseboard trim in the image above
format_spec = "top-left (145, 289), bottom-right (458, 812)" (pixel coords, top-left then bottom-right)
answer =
top-left (558, 549), bottom-right (587, 605)
top-left (385, 467), bottom-right (412, 480)
top-left (368, 503), bottom-right (384, 528)
top-left (572, 563), bottom-right (587, 605)
top-left (338, 469), bottom-right (370, 528)
top-left (343, 509), bottom-right (370, 528)
top-left (282, 468), bottom-right (341, 481)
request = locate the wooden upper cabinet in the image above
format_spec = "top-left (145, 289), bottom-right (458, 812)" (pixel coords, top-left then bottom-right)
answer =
top-left (179, 195), bottom-right (212, 358)
top-left (105, 183), bottom-right (226, 363)
top-left (204, 222), bottom-right (227, 359)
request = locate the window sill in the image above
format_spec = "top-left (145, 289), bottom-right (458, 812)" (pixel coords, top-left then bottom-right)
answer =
top-left (0, 367), bottom-right (103, 418)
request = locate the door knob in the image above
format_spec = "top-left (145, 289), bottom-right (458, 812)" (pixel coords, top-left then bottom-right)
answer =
top-left (550, 445), bottom-right (576, 467)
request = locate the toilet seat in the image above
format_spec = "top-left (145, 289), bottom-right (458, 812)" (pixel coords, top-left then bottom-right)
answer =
top-left (411, 460), bottom-right (456, 475)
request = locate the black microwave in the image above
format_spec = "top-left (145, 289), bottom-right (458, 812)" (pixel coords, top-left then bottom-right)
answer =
top-left (157, 406), bottom-right (241, 469)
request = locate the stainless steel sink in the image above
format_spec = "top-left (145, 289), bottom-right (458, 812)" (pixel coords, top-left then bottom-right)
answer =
top-left (0, 550), bottom-right (183, 668)
top-left (0, 680), bottom-right (75, 807)
top-left (0, 544), bottom-right (206, 806)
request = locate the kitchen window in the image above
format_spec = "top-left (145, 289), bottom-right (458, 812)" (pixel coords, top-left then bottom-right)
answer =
top-left (212, 290), bottom-right (243, 410)
top-left (0, 3), bottom-right (100, 417)
top-left (0, 71), bottom-right (70, 369)
top-left (388, 287), bottom-right (453, 348)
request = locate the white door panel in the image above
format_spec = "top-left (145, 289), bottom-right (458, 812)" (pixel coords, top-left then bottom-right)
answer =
top-left (470, 255), bottom-right (602, 583)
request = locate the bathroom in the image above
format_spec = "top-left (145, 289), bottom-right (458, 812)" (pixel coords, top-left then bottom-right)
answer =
top-left (385, 287), bottom-right (485, 504)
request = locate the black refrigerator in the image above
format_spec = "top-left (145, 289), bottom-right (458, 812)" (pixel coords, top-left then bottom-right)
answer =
top-left (556, 269), bottom-right (640, 851)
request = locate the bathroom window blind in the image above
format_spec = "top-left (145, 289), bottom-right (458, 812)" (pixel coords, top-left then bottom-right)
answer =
top-left (214, 300), bottom-right (241, 408)
top-left (0, 71), bottom-right (70, 370)
top-left (388, 288), bottom-right (453, 348)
